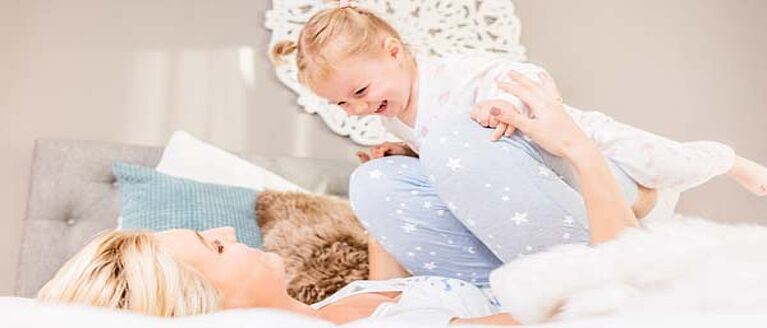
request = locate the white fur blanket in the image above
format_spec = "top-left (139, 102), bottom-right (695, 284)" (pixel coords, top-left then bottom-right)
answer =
top-left (490, 217), bottom-right (767, 324)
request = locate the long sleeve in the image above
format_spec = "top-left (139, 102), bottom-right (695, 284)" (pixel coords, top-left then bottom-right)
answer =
top-left (475, 60), bottom-right (736, 191)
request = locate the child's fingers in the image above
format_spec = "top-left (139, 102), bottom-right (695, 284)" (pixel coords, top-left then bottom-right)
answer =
top-left (504, 124), bottom-right (516, 137)
top-left (490, 105), bottom-right (531, 132)
top-left (491, 123), bottom-right (508, 142)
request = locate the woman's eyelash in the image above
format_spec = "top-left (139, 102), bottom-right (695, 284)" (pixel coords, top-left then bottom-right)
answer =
top-left (212, 240), bottom-right (224, 254)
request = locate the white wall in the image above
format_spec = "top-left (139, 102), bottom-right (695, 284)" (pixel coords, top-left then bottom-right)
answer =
top-left (1, 0), bottom-right (765, 296)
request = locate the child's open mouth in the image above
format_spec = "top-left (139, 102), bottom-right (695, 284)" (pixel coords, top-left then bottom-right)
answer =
top-left (374, 100), bottom-right (388, 114)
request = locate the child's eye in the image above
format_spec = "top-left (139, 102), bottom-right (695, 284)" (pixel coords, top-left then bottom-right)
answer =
top-left (354, 87), bottom-right (368, 96)
top-left (336, 101), bottom-right (347, 106)
top-left (213, 240), bottom-right (224, 254)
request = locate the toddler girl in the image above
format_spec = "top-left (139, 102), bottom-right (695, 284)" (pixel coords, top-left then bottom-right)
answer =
top-left (272, 2), bottom-right (766, 284)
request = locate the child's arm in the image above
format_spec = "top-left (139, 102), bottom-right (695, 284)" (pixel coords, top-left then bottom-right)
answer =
top-left (474, 61), bottom-right (739, 192)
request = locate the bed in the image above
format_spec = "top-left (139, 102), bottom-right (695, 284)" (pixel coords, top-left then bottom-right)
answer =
top-left (8, 139), bottom-right (767, 327)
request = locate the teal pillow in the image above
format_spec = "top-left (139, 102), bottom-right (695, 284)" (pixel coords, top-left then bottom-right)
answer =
top-left (113, 162), bottom-right (262, 248)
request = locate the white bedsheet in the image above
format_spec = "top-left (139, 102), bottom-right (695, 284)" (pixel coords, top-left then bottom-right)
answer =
top-left (490, 217), bottom-right (767, 325)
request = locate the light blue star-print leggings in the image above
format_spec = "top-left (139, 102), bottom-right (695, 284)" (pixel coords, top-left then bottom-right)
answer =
top-left (349, 115), bottom-right (639, 286)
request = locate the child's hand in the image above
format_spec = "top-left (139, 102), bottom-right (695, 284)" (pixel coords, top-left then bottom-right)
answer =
top-left (356, 142), bottom-right (417, 164)
top-left (727, 155), bottom-right (767, 196)
top-left (472, 99), bottom-right (517, 141)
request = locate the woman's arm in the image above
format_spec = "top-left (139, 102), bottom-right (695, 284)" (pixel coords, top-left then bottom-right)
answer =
top-left (562, 141), bottom-right (639, 243)
top-left (490, 70), bottom-right (639, 244)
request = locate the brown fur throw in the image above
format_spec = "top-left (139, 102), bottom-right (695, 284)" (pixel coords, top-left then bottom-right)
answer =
top-left (256, 190), bottom-right (369, 304)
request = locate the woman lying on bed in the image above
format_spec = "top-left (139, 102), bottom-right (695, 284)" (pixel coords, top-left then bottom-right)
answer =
top-left (38, 73), bottom-right (642, 325)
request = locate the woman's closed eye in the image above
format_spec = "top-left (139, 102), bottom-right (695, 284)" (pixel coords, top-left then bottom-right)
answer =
top-left (213, 239), bottom-right (224, 254)
top-left (195, 231), bottom-right (224, 254)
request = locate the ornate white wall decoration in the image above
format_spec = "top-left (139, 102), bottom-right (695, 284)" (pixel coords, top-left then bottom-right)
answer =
top-left (265, 0), bottom-right (527, 146)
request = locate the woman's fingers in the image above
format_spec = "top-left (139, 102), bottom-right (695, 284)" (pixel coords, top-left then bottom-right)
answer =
top-left (538, 71), bottom-right (563, 103)
top-left (496, 80), bottom-right (545, 117)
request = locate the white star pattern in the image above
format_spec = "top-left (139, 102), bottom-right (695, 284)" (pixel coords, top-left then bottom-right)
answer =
top-left (501, 195), bottom-right (510, 201)
top-left (424, 262), bottom-right (437, 270)
top-left (463, 143), bottom-right (470, 148)
top-left (487, 234), bottom-right (495, 239)
top-left (401, 164), bottom-right (408, 168)
top-left (439, 137), bottom-right (448, 144)
top-left (563, 216), bottom-right (576, 226)
top-left (423, 201), bottom-right (433, 209)
top-left (525, 245), bottom-right (533, 251)
top-left (400, 202), bottom-right (407, 208)
top-left (369, 169), bottom-right (383, 179)
top-left (447, 202), bottom-right (458, 211)
top-left (386, 159), bottom-right (395, 164)
top-left (446, 158), bottom-right (463, 172)
top-left (538, 166), bottom-right (551, 178)
top-left (563, 233), bottom-right (571, 240)
top-left (410, 190), bottom-right (420, 195)
top-left (504, 187), bottom-right (511, 191)
top-left (428, 175), bottom-right (437, 182)
top-left (510, 212), bottom-right (529, 225)
top-left (401, 223), bottom-right (418, 233)
top-left (484, 183), bottom-right (492, 188)
top-left (396, 209), bottom-right (404, 215)
top-left (407, 252), bottom-right (415, 257)
top-left (466, 247), bottom-right (476, 254)
top-left (465, 218), bottom-right (476, 227)
top-left (415, 246), bottom-right (422, 251)
top-left (437, 209), bottom-right (445, 216)
top-left (385, 196), bottom-right (392, 202)
top-left (452, 130), bottom-right (460, 136)
top-left (429, 251), bottom-right (436, 255)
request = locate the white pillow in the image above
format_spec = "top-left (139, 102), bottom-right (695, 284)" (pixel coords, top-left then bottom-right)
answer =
top-left (155, 130), bottom-right (306, 192)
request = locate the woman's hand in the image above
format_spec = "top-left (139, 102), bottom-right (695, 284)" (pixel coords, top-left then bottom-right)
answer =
top-left (489, 71), bottom-right (593, 160)
top-left (356, 142), bottom-right (418, 164)
top-left (491, 70), bottom-right (639, 243)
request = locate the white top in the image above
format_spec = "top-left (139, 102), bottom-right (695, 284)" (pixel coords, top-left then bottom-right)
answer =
top-left (311, 276), bottom-right (500, 325)
top-left (382, 54), bottom-right (735, 191)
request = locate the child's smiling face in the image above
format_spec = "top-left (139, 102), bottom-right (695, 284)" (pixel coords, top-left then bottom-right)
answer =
top-left (309, 38), bottom-right (417, 120)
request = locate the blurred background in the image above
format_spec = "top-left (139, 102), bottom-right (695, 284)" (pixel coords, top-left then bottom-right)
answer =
top-left (1, 0), bottom-right (765, 295)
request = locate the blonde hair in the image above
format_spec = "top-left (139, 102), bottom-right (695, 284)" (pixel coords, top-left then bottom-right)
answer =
top-left (37, 230), bottom-right (219, 317)
top-left (271, 1), bottom-right (412, 87)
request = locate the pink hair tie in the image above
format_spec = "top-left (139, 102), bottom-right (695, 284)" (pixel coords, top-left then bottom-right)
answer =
top-left (339, 0), bottom-right (356, 9)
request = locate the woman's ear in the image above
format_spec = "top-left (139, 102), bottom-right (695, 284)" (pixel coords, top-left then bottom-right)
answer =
top-left (383, 37), bottom-right (402, 60)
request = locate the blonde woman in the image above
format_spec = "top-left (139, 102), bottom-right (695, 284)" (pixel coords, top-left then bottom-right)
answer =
top-left (39, 71), bottom-right (642, 326)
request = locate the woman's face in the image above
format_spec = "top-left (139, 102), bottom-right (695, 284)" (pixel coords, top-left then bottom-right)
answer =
top-left (155, 227), bottom-right (287, 309)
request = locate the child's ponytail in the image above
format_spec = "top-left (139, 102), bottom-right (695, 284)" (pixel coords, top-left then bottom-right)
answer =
top-left (271, 40), bottom-right (298, 65)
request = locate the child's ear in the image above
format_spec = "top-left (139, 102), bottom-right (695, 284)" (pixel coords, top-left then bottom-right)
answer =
top-left (383, 37), bottom-right (401, 59)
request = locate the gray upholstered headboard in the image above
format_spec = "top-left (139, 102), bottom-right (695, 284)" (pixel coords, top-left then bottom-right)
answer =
top-left (15, 139), bottom-right (357, 297)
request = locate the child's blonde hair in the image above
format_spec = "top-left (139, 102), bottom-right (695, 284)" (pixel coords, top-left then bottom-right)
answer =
top-left (37, 230), bottom-right (220, 317)
top-left (271, 1), bottom-right (412, 88)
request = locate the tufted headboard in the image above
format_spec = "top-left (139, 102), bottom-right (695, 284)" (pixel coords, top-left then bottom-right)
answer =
top-left (15, 139), bottom-right (357, 297)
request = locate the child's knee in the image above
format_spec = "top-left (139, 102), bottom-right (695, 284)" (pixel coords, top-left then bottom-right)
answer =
top-left (348, 156), bottom-right (415, 220)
